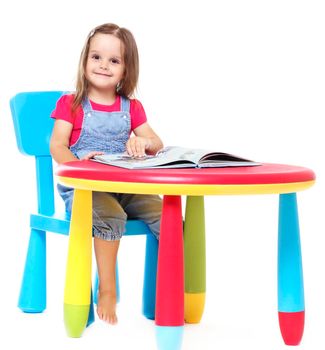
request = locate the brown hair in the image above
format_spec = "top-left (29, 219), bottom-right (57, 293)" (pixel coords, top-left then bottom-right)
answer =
top-left (72, 23), bottom-right (139, 113)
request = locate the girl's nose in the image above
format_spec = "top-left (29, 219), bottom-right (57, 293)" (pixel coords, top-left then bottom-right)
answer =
top-left (100, 60), bottom-right (109, 70)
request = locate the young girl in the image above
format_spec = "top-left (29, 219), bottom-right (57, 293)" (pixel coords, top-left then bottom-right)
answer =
top-left (50, 23), bottom-right (163, 325)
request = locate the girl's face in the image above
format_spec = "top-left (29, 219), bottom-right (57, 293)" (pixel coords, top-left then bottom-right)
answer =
top-left (85, 33), bottom-right (125, 96)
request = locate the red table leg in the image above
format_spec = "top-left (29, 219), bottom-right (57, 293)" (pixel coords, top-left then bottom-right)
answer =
top-left (155, 195), bottom-right (184, 350)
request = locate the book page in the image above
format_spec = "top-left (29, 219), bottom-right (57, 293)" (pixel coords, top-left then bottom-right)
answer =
top-left (93, 146), bottom-right (204, 168)
top-left (156, 146), bottom-right (208, 163)
top-left (93, 146), bottom-right (259, 169)
top-left (198, 152), bottom-right (260, 167)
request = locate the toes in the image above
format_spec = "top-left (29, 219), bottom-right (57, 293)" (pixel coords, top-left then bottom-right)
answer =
top-left (97, 307), bottom-right (114, 324)
top-left (110, 315), bottom-right (118, 325)
top-left (96, 291), bottom-right (117, 325)
top-left (103, 313), bottom-right (109, 323)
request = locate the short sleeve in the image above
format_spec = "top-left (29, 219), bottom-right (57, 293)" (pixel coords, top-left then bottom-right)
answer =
top-left (51, 94), bottom-right (78, 124)
top-left (130, 99), bottom-right (147, 131)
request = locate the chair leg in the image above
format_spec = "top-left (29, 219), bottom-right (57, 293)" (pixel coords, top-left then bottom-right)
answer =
top-left (142, 234), bottom-right (158, 319)
top-left (184, 196), bottom-right (206, 323)
top-left (86, 289), bottom-right (95, 327)
top-left (278, 193), bottom-right (305, 345)
top-left (18, 228), bottom-right (46, 313)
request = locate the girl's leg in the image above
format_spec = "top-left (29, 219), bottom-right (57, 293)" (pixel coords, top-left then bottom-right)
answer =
top-left (120, 194), bottom-right (162, 239)
top-left (94, 238), bottom-right (120, 324)
top-left (92, 192), bottom-right (126, 324)
top-left (121, 194), bottom-right (161, 319)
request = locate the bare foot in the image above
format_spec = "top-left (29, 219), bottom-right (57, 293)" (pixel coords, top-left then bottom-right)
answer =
top-left (97, 290), bottom-right (118, 325)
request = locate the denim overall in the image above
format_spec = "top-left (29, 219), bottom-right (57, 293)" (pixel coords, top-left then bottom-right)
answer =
top-left (58, 96), bottom-right (161, 241)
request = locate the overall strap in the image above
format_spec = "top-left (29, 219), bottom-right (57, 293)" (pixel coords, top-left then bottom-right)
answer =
top-left (81, 98), bottom-right (92, 113)
top-left (120, 96), bottom-right (130, 112)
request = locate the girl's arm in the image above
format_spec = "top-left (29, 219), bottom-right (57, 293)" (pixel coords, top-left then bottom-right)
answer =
top-left (127, 122), bottom-right (163, 157)
top-left (50, 119), bottom-right (104, 163)
top-left (50, 119), bottom-right (79, 164)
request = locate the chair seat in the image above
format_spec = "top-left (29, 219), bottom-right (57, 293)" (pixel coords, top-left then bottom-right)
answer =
top-left (30, 212), bottom-right (153, 237)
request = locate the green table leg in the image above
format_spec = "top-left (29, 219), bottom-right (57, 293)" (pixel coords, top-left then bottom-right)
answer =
top-left (64, 189), bottom-right (93, 337)
top-left (184, 195), bottom-right (206, 323)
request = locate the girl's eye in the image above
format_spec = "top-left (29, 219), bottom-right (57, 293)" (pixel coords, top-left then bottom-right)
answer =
top-left (111, 58), bottom-right (120, 64)
top-left (91, 54), bottom-right (100, 60)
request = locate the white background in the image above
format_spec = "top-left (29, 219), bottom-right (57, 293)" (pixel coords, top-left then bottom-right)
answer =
top-left (0, 1), bottom-right (324, 349)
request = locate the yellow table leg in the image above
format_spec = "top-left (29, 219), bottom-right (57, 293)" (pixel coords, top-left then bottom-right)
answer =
top-left (64, 189), bottom-right (92, 337)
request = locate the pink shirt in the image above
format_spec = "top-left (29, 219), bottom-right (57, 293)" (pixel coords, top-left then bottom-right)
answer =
top-left (51, 94), bottom-right (147, 146)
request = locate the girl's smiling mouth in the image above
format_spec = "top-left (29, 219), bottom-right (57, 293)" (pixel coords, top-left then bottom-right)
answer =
top-left (94, 72), bottom-right (112, 77)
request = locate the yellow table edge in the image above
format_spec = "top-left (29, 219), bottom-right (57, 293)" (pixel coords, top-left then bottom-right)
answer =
top-left (57, 176), bottom-right (315, 195)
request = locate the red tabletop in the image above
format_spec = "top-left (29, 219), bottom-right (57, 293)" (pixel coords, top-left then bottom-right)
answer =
top-left (57, 161), bottom-right (315, 185)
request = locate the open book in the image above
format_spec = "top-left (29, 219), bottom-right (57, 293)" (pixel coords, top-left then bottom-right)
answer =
top-left (92, 146), bottom-right (260, 169)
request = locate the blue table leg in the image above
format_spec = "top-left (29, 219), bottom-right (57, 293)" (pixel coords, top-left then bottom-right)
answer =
top-left (278, 193), bottom-right (305, 345)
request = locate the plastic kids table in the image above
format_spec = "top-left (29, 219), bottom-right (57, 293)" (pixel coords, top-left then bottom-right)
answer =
top-left (57, 160), bottom-right (315, 349)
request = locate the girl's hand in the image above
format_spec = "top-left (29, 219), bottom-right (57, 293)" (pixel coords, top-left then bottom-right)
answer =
top-left (81, 151), bottom-right (104, 160)
top-left (126, 136), bottom-right (150, 158)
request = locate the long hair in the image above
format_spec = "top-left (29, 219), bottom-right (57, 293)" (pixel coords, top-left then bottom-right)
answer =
top-left (72, 23), bottom-right (139, 113)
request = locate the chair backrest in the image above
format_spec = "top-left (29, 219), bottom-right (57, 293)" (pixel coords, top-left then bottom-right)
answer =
top-left (10, 91), bottom-right (64, 215)
top-left (10, 91), bottom-right (63, 156)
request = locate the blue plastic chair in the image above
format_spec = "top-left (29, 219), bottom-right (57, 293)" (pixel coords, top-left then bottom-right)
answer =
top-left (10, 91), bottom-right (158, 327)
